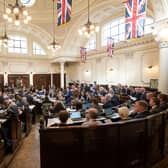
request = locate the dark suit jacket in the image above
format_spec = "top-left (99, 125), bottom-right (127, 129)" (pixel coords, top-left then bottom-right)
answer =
top-left (150, 106), bottom-right (161, 114)
top-left (159, 103), bottom-right (168, 111)
top-left (103, 100), bottom-right (112, 109)
top-left (134, 111), bottom-right (150, 118)
top-left (140, 92), bottom-right (147, 101)
top-left (111, 95), bottom-right (120, 106)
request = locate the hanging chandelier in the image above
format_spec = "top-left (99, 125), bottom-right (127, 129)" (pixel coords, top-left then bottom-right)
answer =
top-left (3, 0), bottom-right (32, 26)
top-left (0, 0), bottom-right (9, 48)
top-left (48, 0), bottom-right (61, 52)
top-left (78, 0), bottom-right (100, 38)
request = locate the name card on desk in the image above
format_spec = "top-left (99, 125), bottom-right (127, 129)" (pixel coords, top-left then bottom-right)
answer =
top-left (29, 105), bottom-right (35, 110)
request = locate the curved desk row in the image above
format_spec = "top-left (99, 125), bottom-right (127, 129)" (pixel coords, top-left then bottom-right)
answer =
top-left (40, 110), bottom-right (168, 168)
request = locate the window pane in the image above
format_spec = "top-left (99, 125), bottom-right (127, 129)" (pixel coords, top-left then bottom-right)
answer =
top-left (8, 35), bottom-right (27, 54)
top-left (15, 48), bottom-right (20, 53)
top-left (85, 35), bottom-right (96, 52)
top-left (33, 42), bottom-right (46, 55)
top-left (15, 41), bottom-right (20, 48)
top-left (101, 17), bottom-right (125, 46)
top-left (144, 17), bottom-right (154, 34)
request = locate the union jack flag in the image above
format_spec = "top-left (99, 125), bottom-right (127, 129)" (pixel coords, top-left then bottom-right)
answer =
top-left (80, 47), bottom-right (86, 63)
top-left (107, 37), bottom-right (114, 57)
top-left (57, 0), bottom-right (72, 26)
top-left (125, 0), bottom-right (147, 39)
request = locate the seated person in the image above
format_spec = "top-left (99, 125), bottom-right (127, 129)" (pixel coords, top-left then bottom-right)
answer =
top-left (118, 106), bottom-right (129, 120)
top-left (102, 94), bottom-right (112, 109)
top-left (70, 99), bottom-right (77, 109)
top-left (111, 94), bottom-right (120, 106)
top-left (52, 101), bottom-right (65, 116)
top-left (131, 100), bottom-right (149, 118)
top-left (158, 94), bottom-right (168, 111)
top-left (76, 101), bottom-right (83, 112)
top-left (58, 110), bottom-right (69, 126)
top-left (90, 97), bottom-right (102, 115)
top-left (146, 92), bottom-right (154, 103)
top-left (149, 97), bottom-right (161, 114)
top-left (81, 108), bottom-right (102, 127)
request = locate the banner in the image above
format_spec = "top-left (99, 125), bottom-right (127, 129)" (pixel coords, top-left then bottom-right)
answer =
top-left (125, 0), bottom-right (147, 39)
top-left (80, 47), bottom-right (86, 63)
top-left (107, 37), bottom-right (114, 57)
top-left (57, 0), bottom-right (72, 26)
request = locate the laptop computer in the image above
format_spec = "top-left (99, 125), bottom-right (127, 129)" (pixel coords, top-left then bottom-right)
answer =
top-left (70, 111), bottom-right (82, 121)
top-left (104, 108), bottom-right (119, 119)
top-left (82, 103), bottom-right (90, 110)
top-left (104, 108), bottom-right (113, 116)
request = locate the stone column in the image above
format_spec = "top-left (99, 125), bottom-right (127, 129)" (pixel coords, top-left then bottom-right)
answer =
top-left (60, 62), bottom-right (65, 89)
top-left (30, 72), bottom-right (33, 86)
top-left (51, 73), bottom-right (53, 88)
top-left (159, 41), bottom-right (168, 94)
top-left (4, 72), bottom-right (8, 85)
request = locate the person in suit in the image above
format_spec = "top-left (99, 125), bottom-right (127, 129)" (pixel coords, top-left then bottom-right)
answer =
top-left (111, 94), bottom-right (120, 106)
top-left (132, 100), bottom-right (149, 118)
top-left (158, 94), bottom-right (168, 111)
top-left (102, 94), bottom-right (112, 109)
top-left (149, 97), bottom-right (161, 114)
top-left (140, 88), bottom-right (147, 101)
top-left (81, 108), bottom-right (102, 127)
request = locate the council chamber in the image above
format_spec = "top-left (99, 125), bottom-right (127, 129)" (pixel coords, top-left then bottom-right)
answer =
top-left (0, 0), bottom-right (168, 168)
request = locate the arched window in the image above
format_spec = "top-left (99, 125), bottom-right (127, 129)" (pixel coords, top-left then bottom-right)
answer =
top-left (33, 42), bottom-right (46, 55)
top-left (8, 35), bottom-right (27, 54)
top-left (102, 17), bottom-right (154, 46)
top-left (144, 17), bottom-right (154, 34)
top-left (85, 35), bottom-right (96, 51)
top-left (102, 17), bottom-right (125, 46)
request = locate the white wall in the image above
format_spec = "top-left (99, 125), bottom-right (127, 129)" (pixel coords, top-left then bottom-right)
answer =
top-left (66, 38), bottom-right (159, 87)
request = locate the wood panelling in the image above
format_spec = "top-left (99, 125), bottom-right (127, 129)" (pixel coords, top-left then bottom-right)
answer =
top-left (53, 73), bottom-right (66, 89)
top-left (0, 75), bottom-right (4, 91)
top-left (33, 74), bottom-right (51, 90)
top-left (8, 74), bottom-right (29, 88)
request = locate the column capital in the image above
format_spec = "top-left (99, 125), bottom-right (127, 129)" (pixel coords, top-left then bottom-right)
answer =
top-left (153, 19), bottom-right (168, 42)
top-left (60, 61), bottom-right (65, 65)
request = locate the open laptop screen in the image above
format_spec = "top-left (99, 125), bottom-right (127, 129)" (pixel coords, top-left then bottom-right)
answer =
top-left (104, 108), bottom-right (113, 116)
top-left (70, 111), bottom-right (81, 119)
top-left (82, 103), bottom-right (90, 110)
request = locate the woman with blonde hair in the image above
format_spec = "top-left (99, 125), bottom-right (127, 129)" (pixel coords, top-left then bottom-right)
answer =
top-left (118, 106), bottom-right (129, 120)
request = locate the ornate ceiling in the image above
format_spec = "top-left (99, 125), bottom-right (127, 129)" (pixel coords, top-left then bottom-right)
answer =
top-left (0, 0), bottom-right (167, 59)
